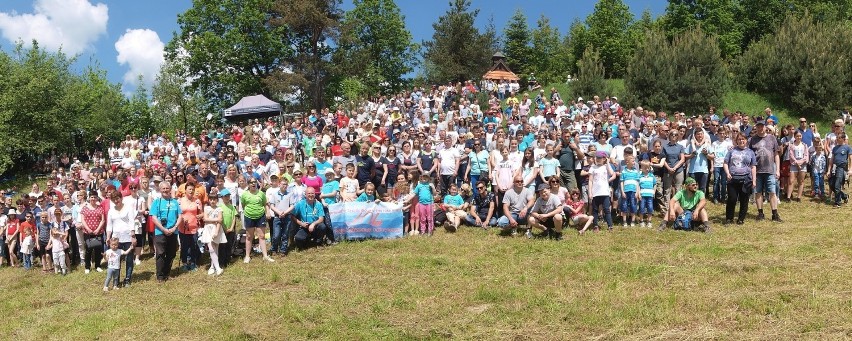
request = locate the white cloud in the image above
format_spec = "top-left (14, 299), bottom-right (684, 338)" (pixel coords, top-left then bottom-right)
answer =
top-left (0, 0), bottom-right (108, 55)
top-left (115, 28), bottom-right (164, 89)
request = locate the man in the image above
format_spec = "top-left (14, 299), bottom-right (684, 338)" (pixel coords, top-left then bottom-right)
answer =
top-left (437, 136), bottom-right (460, 195)
top-left (748, 119), bottom-right (783, 222)
top-left (526, 183), bottom-right (565, 240)
top-left (797, 117), bottom-right (814, 147)
top-left (661, 128), bottom-right (686, 216)
top-left (660, 177), bottom-right (711, 232)
top-left (464, 180), bottom-right (497, 229)
top-left (313, 148), bottom-right (333, 183)
top-left (497, 175), bottom-right (534, 235)
top-left (267, 175), bottom-right (294, 255)
top-left (332, 142), bottom-right (357, 169)
top-left (195, 162), bottom-right (216, 194)
top-left (150, 182), bottom-right (182, 282)
top-left (557, 131), bottom-right (584, 192)
top-left (827, 133), bottom-right (850, 208)
top-left (290, 187), bottom-right (328, 249)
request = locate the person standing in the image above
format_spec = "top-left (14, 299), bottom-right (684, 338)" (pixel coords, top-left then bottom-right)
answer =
top-left (723, 132), bottom-right (757, 225)
top-left (827, 133), bottom-right (851, 208)
top-left (150, 182), bottom-right (182, 282)
top-left (748, 119), bottom-right (783, 222)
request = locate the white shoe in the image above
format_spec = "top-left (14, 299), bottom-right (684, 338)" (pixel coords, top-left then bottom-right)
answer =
top-left (215, 268), bottom-right (224, 276)
top-left (630, 223), bottom-right (636, 227)
top-left (263, 256), bottom-right (275, 263)
top-left (243, 257), bottom-right (250, 264)
top-left (134, 259), bottom-right (141, 266)
top-left (208, 267), bottom-right (216, 275)
top-left (85, 269), bottom-right (90, 274)
top-left (103, 286), bottom-right (109, 293)
top-left (95, 267), bottom-right (103, 273)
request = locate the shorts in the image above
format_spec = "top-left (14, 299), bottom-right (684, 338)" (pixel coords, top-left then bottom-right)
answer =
top-left (243, 216), bottom-right (266, 229)
top-left (135, 233), bottom-right (146, 247)
top-left (780, 161), bottom-right (791, 178)
top-left (34, 241), bottom-right (49, 257)
top-left (790, 163), bottom-right (807, 173)
top-left (755, 173), bottom-right (777, 194)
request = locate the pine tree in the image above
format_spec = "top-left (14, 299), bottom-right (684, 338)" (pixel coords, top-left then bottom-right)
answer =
top-left (503, 9), bottom-right (531, 76)
top-left (585, 0), bottom-right (634, 78)
top-left (571, 47), bottom-right (610, 100)
top-left (422, 0), bottom-right (496, 83)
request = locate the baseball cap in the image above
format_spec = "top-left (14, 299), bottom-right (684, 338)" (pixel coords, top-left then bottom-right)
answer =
top-left (537, 183), bottom-right (551, 192)
top-left (684, 177), bottom-right (697, 186)
top-left (218, 189), bottom-right (231, 198)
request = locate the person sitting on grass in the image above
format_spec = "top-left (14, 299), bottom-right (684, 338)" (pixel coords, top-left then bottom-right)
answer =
top-left (441, 183), bottom-right (468, 232)
top-left (526, 183), bottom-right (564, 240)
top-left (497, 175), bottom-right (534, 236)
top-left (659, 177), bottom-right (711, 233)
top-left (464, 180), bottom-right (497, 230)
top-left (565, 189), bottom-right (594, 234)
top-left (291, 187), bottom-right (329, 249)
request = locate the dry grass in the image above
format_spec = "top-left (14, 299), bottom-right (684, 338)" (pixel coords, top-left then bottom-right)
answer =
top-left (1, 200), bottom-right (851, 340)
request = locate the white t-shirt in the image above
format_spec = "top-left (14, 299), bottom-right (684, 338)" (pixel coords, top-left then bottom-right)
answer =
top-left (438, 148), bottom-right (461, 175)
top-left (105, 248), bottom-right (125, 269)
top-left (107, 203), bottom-right (136, 243)
top-left (589, 164), bottom-right (611, 197)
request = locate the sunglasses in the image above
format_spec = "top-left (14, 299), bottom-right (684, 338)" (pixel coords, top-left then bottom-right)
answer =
top-left (514, 180), bottom-right (524, 184)
top-left (476, 186), bottom-right (485, 190)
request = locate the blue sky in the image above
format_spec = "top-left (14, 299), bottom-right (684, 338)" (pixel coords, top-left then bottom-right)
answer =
top-left (0, 0), bottom-right (666, 95)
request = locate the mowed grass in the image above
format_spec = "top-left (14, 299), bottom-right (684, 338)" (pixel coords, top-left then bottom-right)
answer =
top-left (2, 201), bottom-right (852, 340)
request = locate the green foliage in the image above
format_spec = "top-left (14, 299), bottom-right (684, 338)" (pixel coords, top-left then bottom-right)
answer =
top-left (422, 0), bottom-right (497, 83)
top-left (339, 76), bottom-right (367, 110)
top-left (585, 0), bottom-right (634, 78)
top-left (167, 0), bottom-right (293, 112)
top-left (529, 15), bottom-right (566, 86)
top-left (662, 0), bottom-right (743, 58)
top-left (734, 12), bottom-right (852, 121)
top-left (626, 27), bottom-right (727, 114)
top-left (571, 47), bottom-right (610, 101)
top-left (502, 9), bottom-right (531, 76)
top-left (151, 59), bottom-right (207, 133)
top-left (0, 43), bottom-right (130, 175)
top-left (565, 19), bottom-right (588, 77)
top-left (337, 0), bottom-right (418, 96)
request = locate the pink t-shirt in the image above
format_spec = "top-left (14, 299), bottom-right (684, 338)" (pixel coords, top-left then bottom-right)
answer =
top-left (301, 175), bottom-right (323, 194)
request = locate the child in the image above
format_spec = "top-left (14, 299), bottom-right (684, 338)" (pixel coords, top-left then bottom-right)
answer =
top-left (356, 182), bottom-right (378, 202)
top-left (396, 181), bottom-right (414, 235)
top-left (441, 184), bottom-right (467, 232)
top-left (411, 174), bottom-right (437, 236)
top-left (45, 229), bottom-right (68, 275)
top-left (339, 164), bottom-right (359, 202)
top-left (638, 161), bottom-right (657, 227)
top-left (103, 238), bottom-right (131, 292)
top-left (201, 190), bottom-right (229, 276)
top-left (20, 228), bottom-right (34, 270)
top-left (588, 151), bottom-right (616, 230)
top-left (566, 190), bottom-right (594, 234)
top-left (811, 143), bottom-right (827, 200)
top-left (619, 155), bottom-right (640, 227)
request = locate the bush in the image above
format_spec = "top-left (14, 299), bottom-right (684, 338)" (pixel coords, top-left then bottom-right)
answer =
top-left (571, 47), bottom-right (610, 101)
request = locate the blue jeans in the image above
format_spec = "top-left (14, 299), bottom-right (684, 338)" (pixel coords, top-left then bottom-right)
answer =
top-left (497, 213), bottom-right (528, 228)
top-left (179, 232), bottom-right (200, 268)
top-left (713, 167), bottom-right (727, 201)
top-left (470, 174), bottom-right (480, 197)
top-left (271, 216), bottom-right (291, 253)
top-left (755, 173), bottom-right (777, 194)
top-left (813, 171), bottom-right (825, 196)
top-left (639, 196), bottom-right (654, 215)
top-left (833, 167), bottom-right (848, 205)
top-left (464, 214), bottom-right (497, 227)
top-left (104, 268), bottom-right (120, 288)
top-left (592, 196), bottom-right (613, 228)
top-left (119, 242), bottom-right (134, 283)
top-left (619, 192), bottom-right (638, 214)
top-left (23, 253), bottom-right (32, 270)
top-left (690, 172), bottom-right (709, 195)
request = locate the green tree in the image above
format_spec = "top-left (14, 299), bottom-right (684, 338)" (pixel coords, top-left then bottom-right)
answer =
top-left (668, 27), bottom-right (727, 114)
top-left (502, 9), bottom-right (531, 76)
top-left (125, 76), bottom-right (155, 137)
top-left (269, 0), bottom-right (342, 111)
top-left (662, 0), bottom-right (743, 58)
top-left (586, 0), bottom-right (634, 78)
top-left (529, 15), bottom-right (565, 86)
top-left (629, 9), bottom-right (658, 48)
top-left (565, 18), bottom-right (588, 76)
top-left (167, 0), bottom-right (293, 112)
top-left (625, 29), bottom-right (672, 111)
top-left (571, 47), bottom-right (610, 100)
top-left (422, 0), bottom-right (497, 83)
top-left (337, 0), bottom-right (417, 96)
top-left (151, 59), bottom-right (207, 133)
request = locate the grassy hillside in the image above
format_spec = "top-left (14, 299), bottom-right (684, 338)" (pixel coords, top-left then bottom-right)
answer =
top-left (1, 201), bottom-right (851, 339)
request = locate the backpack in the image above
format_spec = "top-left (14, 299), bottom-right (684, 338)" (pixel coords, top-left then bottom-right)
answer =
top-left (674, 210), bottom-right (693, 230)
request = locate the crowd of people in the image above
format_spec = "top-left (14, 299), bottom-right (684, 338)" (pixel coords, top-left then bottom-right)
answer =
top-left (0, 82), bottom-right (849, 290)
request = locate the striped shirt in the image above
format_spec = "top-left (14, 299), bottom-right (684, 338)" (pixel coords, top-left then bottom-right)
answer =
top-left (638, 174), bottom-right (656, 197)
top-left (621, 167), bottom-right (641, 193)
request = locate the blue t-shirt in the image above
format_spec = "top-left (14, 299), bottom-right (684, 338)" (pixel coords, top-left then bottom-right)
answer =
top-left (638, 173), bottom-right (656, 197)
top-left (413, 182), bottom-right (434, 204)
top-left (621, 166), bottom-right (641, 193)
top-left (356, 193), bottom-right (375, 202)
top-left (686, 143), bottom-right (710, 173)
top-left (150, 198), bottom-right (182, 236)
top-left (321, 180), bottom-right (339, 205)
top-left (293, 199), bottom-right (324, 224)
top-left (314, 160), bottom-right (333, 182)
top-left (443, 194), bottom-right (465, 207)
top-left (539, 157), bottom-right (560, 178)
top-left (832, 144), bottom-right (851, 167)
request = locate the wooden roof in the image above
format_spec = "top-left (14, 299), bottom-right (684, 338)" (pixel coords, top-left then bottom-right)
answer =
top-left (482, 69), bottom-right (519, 81)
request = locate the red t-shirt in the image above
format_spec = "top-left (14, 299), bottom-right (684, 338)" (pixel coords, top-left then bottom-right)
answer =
top-left (330, 144), bottom-right (343, 157)
top-left (337, 114), bottom-right (349, 128)
top-left (81, 206), bottom-right (105, 234)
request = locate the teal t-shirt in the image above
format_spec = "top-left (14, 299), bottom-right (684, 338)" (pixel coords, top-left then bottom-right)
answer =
top-left (413, 182), bottom-right (434, 204)
top-left (443, 194), bottom-right (464, 207)
top-left (150, 198), bottom-right (182, 235)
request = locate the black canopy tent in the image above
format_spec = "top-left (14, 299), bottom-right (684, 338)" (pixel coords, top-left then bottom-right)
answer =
top-left (223, 95), bottom-right (283, 121)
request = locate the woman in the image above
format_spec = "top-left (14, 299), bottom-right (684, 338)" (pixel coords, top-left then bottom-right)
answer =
top-left (240, 179), bottom-right (273, 263)
top-left (130, 181), bottom-right (147, 265)
top-left (370, 144), bottom-right (387, 188)
top-left (302, 163), bottom-right (323, 194)
top-left (329, 136), bottom-right (344, 157)
top-left (283, 150), bottom-right (301, 174)
top-left (4, 209), bottom-right (20, 267)
top-left (466, 140), bottom-right (490, 198)
top-left (686, 129), bottom-right (711, 195)
top-left (178, 182), bottom-right (202, 271)
top-left (399, 141), bottom-right (418, 177)
top-left (723, 132), bottom-right (757, 225)
top-left (786, 130), bottom-right (809, 202)
top-left (516, 147), bottom-right (539, 192)
top-left (383, 146), bottom-right (401, 190)
top-left (80, 192), bottom-right (105, 273)
top-left (106, 191), bottom-right (136, 287)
